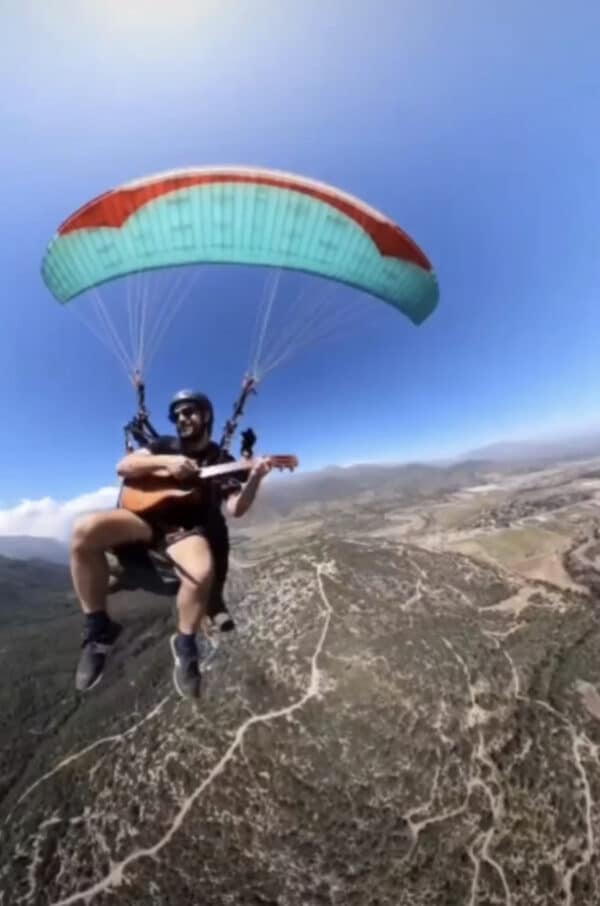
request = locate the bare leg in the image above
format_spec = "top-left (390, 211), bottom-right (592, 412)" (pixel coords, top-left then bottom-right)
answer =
top-left (167, 534), bottom-right (215, 634)
top-left (70, 509), bottom-right (153, 614)
top-left (165, 535), bottom-right (216, 699)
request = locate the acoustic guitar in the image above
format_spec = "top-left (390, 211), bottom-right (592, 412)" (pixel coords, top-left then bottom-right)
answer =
top-left (119, 454), bottom-right (298, 517)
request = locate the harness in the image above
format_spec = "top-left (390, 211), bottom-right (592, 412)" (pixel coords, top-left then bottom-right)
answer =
top-left (123, 372), bottom-right (160, 452)
top-left (111, 374), bottom-right (259, 599)
top-left (123, 372), bottom-right (258, 459)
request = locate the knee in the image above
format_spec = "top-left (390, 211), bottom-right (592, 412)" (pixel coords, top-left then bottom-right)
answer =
top-left (176, 563), bottom-right (214, 592)
top-left (70, 514), bottom-right (104, 553)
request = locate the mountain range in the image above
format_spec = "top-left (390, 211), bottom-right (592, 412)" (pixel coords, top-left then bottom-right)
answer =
top-left (2, 427), bottom-right (599, 563)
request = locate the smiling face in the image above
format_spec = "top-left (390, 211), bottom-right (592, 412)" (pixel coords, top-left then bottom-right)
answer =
top-left (173, 403), bottom-right (210, 445)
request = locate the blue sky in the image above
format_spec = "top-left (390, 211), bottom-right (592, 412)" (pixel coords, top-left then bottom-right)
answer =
top-left (1, 0), bottom-right (600, 511)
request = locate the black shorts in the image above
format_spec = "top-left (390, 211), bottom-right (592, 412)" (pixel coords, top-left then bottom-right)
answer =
top-left (148, 517), bottom-right (230, 585)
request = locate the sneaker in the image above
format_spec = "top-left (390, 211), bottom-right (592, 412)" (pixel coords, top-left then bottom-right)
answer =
top-left (170, 634), bottom-right (201, 699)
top-left (212, 610), bottom-right (236, 633)
top-left (75, 620), bottom-right (122, 692)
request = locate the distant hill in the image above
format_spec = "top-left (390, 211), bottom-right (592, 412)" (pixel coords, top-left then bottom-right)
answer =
top-left (234, 458), bottom-right (501, 525)
top-left (0, 459), bottom-right (526, 546)
top-left (244, 429), bottom-right (600, 526)
top-left (461, 429), bottom-right (600, 464)
top-left (0, 535), bottom-right (69, 564)
top-left (3, 428), bottom-right (600, 550)
top-left (0, 553), bottom-right (71, 627)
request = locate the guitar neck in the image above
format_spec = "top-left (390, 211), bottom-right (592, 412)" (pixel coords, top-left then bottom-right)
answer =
top-left (198, 459), bottom-right (254, 479)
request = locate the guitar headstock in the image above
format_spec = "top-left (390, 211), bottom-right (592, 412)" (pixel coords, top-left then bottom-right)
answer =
top-left (268, 454), bottom-right (299, 473)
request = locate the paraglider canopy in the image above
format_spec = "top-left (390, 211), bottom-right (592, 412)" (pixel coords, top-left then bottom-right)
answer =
top-left (41, 165), bottom-right (439, 324)
top-left (41, 165), bottom-right (440, 450)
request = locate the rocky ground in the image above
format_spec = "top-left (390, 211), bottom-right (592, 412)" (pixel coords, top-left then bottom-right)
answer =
top-left (1, 457), bottom-right (600, 905)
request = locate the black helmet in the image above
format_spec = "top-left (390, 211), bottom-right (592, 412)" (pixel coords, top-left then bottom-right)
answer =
top-left (168, 390), bottom-right (214, 430)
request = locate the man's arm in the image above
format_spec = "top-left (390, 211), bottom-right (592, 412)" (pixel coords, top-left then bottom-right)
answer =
top-left (225, 458), bottom-right (272, 518)
top-left (116, 446), bottom-right (198, 481)
top-left (117, 452), bottom-right (175, 480)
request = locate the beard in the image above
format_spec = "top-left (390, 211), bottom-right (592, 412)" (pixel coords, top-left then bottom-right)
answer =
top-left (178, 424), bottom-right (210, 449)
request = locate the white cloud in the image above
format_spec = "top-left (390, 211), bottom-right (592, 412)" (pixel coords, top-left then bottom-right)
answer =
top-left (0, 487), bottom-right (120, 542)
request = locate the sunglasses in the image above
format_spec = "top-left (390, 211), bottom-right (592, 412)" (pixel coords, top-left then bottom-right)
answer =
top-left (172, 405), bottom-right (202, 422)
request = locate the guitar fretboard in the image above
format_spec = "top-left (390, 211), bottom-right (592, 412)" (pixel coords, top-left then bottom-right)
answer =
top-left (198, 459), bottom-right (254, 479)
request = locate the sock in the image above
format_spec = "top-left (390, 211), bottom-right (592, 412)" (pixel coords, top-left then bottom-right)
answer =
top-left (176, 632), bottom-right (198, 659)
top-left (85, 610), bottom-right (111, 639)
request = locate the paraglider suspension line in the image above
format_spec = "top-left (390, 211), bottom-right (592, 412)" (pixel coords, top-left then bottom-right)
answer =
top-left (218, 375), bottom-right (258, 456)
top-left (123, 371), bottom-right (159, 451)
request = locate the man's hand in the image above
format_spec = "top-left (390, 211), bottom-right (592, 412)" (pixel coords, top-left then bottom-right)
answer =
top-left (250, 456), bottom-right (273, 481)
top-left (164, 456), bottom-right (201, 480)
top-left (226, 456), bottom-right (272, 518)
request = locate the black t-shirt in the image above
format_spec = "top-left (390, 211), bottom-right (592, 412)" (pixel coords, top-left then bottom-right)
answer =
top-left (143, 436), bottom-right (247, 528)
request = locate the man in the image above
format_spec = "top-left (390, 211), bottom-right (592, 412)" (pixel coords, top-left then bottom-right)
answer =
top-left (70, 389), bottom-right (271, 699)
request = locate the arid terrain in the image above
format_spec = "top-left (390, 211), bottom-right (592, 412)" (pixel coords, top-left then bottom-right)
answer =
top-left (1, 455), bottom-right (600, 905)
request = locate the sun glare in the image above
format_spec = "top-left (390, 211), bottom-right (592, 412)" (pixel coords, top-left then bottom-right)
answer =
top-left (94, 0), bottom-right (219, 37)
